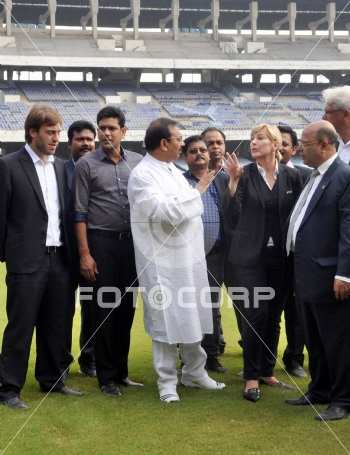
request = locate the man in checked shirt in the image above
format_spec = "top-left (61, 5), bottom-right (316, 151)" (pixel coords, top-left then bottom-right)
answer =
top-left (183, 135), bottom-right (232, 374)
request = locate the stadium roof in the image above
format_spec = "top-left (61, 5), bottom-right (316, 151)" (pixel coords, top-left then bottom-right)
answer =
top-left (7, 1), bottom-right (350, 31)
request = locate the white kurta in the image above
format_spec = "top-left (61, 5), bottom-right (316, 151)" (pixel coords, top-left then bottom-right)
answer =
top-left (128, 153), bottom-right (213, 345)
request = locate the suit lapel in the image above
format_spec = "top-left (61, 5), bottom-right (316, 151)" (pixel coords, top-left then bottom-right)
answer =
top-left (250, 164), bottom-right (264, 208)
top-left (19, 148), bottom-right (46, 213)
top-left (65, 158), bottom-right (74, 190)
top-left (277, 164), bottom-right (287, 211)
top-left (299, 159), bottom-right (338, 229)
top-left (54, 159), bottom-right (65, 212)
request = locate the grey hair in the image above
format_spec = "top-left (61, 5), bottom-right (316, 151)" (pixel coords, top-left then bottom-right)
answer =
top-left (322, 85), bottom-right (350, 110)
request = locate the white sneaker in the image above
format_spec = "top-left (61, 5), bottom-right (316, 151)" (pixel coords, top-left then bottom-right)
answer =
top-left (181, 377), bottom-right (225, 389)
top-left (159, 389), bottom-right (180, 403)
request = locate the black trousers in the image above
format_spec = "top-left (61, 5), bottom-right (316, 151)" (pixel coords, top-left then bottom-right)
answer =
top-left (61, 260), bottom-right (95, 371)
top-left (295, 289), bottom-right (350, 410)
top-left (282, 286), bottom-right (305, 370)
top-left (224, 259), bottom-right (244, 339)
top-left (0, 250), bottom-right (68, 399)
top-left (201, 246), bottom-right (225, 359)
top-left (88, 231), bottom-right (138, 387)
top-left (234, 248), bottom-right (288, 380)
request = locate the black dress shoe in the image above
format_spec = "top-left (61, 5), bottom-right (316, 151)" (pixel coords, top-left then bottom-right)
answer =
top-left (315, 406), bottom-right (349, 421)
top-left (1, 397), bottom-right (29, 410)
top-left (101, 383), bottom-right (122, 396)
top-left (79, 364), bottom-right (97, 378)
top-left (117, 377), bottom-right (144, 387)
top-left (206, 357), bottom-right (228, 374)
top-left (59, 386), bottom-right (84, 396)
top-left (60, 369), bottom-right (69, 381)
top-left (286, 366), bottom-right (308, 378)
top-left (285, 395), bottom-right (327, 406)
top-left (244, 388), bottom-right (260, 402)
top-left (260, 379), bottom-right (293, 390)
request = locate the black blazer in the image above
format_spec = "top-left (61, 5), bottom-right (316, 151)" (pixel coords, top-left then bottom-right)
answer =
top-left (294, 164), bottom-right (312, 184)
top-left (292, 157), bottom-right (350, 303)
top-left (223, 162), bottom-right (303, 268)
top-left (0, 147), bottom-right (70, 273)
top-left (183, 170), bottom-right (234, 250)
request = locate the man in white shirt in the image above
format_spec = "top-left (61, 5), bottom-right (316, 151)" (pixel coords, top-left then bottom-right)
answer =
top-left (322, 85), bottom-right (350, 164)
top-left (0, 106), bottom-right (83, 410)
top-left (285, 120), bottom-right (350, 421)
top-left (128, 118), bottom-right (225, 403)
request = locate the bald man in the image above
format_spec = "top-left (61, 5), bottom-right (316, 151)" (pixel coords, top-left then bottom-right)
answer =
top-left (285, 120), bottom-right (350, 421)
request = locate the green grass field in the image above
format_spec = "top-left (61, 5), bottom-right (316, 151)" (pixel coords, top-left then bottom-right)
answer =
top-left (0, 262), bottom-right (349, 455)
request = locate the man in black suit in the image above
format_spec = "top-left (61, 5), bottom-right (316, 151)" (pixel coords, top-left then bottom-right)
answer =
top-left (0, 106), bottom-right (83, 410)
top-left (278, 125), bottom-right (310, 379)
top-left (285, 120), bottom-right (350, 421)
top-left (183, 135), bottom-right (230, 373)
top-left (60, 120), bottom-right (96, 380)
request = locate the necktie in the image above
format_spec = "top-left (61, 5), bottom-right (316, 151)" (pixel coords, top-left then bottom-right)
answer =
top-left (286, 168), bottom-right (320, 254)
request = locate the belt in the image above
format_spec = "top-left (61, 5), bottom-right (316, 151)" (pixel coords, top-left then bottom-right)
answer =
top-left (88, 229), bottom-right (132, 240)
top-left (45, 246), bottom-right (61, 253)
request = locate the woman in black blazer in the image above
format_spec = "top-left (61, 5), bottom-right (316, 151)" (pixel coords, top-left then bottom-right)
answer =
top-left (223, 124), bottom-right (303, 402)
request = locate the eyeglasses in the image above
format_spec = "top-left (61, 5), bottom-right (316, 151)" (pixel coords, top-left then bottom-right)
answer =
top-left (166, 136), bottom-right (183, 143)
top-left (298, 140), bottom-right (323, 148)
top-left (323, 109), bottom-right (344, 115)
top-left (185, 148), bottom-right (209, 155)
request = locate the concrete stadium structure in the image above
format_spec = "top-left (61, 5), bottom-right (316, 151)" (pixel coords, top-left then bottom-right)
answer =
top-left (0, 0), bottom-right (349, 158)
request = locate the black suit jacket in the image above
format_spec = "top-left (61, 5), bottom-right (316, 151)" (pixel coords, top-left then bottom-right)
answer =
top-left (183, 170), bottom-right (234, 250)
top-left (292, 156), bottom-right (350, 303)
top-left (294, 164), bottom-right (311, 184)
top-left (0, 147), bottom-right (70, 273)
top-left (223, 162), bottom-right (303, 268)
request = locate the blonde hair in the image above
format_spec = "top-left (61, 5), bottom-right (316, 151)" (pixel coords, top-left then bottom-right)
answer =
top-left (251, 124), bottom-right (282, 162)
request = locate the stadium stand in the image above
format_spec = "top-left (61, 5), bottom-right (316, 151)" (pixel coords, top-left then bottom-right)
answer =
top-left (18, 82), bottom-right (99, 102)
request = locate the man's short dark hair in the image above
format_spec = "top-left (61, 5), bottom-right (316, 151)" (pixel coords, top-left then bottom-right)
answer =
top-left (316, 127), bottom-right (337, 145)
top-left (182, 135), bottom-right (203, 155)
top-left (201, 127), bottom-right (226, 142)
top-left (145, 118), bottom-right (178, 152)
top-left (67, 120), bottom-right (96, 142)
top-left (25, 105), bottom-right (62, 144)
top-left (277, 125), bottom-right (298, 148)
top-left (97, 106), bottom-right (126, 128)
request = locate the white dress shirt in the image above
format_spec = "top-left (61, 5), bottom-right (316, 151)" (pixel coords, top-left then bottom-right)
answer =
top-left (337, 135), bottom-right (350, 165)
top-left (25, 144), bottom-right (62, 246)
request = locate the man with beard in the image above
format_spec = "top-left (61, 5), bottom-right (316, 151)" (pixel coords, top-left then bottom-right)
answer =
top-left (60, 120), bottom-right (97, 380)
top-left (0, 106), bottom-right (83, 409)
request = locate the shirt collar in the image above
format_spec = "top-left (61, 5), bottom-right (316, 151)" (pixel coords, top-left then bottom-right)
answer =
top-left (256, 159), bottom-right (279, 178)
top-left (337, 134), bottom-right (350, 147)
top-left (25, 143), bottom-right (54, 165)
top-left (97, 145), bottom-right (126, 162)
top-left (316, 153), bottom-right (338, 176)
top-left (285, 160), bottom-right (294, 168)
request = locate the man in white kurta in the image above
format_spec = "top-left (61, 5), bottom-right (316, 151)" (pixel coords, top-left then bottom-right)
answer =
top-left (128, 118), bottom-right (225, 402)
